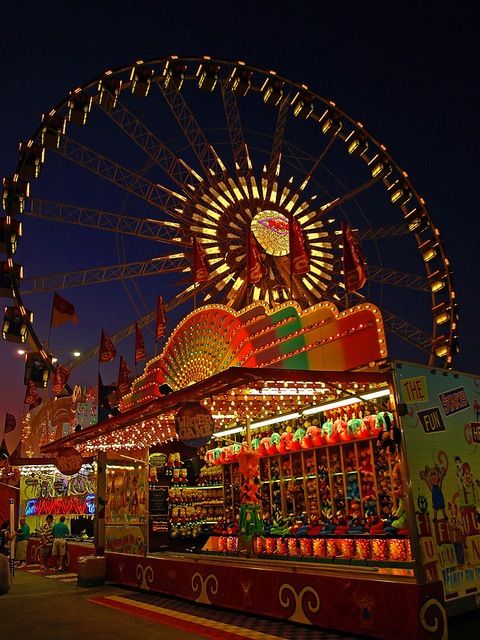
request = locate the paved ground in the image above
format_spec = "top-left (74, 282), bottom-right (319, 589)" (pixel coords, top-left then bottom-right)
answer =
top-left (1, 565), bottom-right (480, 639)
top-left (0, 566), bottom-right (359, 640)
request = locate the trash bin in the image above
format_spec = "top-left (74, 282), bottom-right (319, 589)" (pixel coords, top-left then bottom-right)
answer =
top-left (77, 555), bottom-right (106, 587)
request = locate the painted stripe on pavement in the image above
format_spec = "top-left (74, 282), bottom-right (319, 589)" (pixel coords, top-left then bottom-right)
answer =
top-left (90, 595), bottom-right (286, 640)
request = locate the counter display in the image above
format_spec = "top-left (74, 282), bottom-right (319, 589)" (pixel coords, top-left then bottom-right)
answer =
top-left (27, 537), bottom-right (93, 572)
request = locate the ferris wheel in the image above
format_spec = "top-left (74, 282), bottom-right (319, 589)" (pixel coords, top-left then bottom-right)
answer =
top-left (0, 55), bottom-right (458, 383)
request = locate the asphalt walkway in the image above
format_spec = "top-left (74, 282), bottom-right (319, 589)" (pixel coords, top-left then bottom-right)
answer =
top-left (1, 565), bottom-right (479, 640)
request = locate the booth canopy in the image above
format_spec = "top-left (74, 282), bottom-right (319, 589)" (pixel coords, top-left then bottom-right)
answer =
top-left (41, 366), bottom-right (390, 454)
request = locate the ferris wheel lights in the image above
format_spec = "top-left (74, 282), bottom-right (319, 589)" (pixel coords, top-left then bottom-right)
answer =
top-left (433, 336), bottom-right (449, 359)
top-left (67, 93), bottom-right (92, 126)
top-left (2, 306), bottom-right (33, 344)
top-left (24, 351), bottom-right (51, 387)
top-left (369, 156), bottom-right (392, 179)
top-left (197, 62), bottom-right (220, 92)
top-left (261, 76), bottom-right (285, 107)
top-left (0, 217), bottom-right (22, 255)
top-left (130, 65), bottom-right (154, 97)
top-left (41, 113), bottom-right (67, 149)
top-left (419, 238), bottom-right (438, 262)
top-left (403, 208), bottom-right (427, 233)
top-left (98, 75), bottom-right (122, 107)
top-left (321, 111), bottom-right (342, 136)
top-left (429, 271), bottom-right (446, 293)
top-left (2, 176), bottom-right (30, 214)
top-left (0, 261), bottom-right (22, 297)
top-left (291, 91), bottom-right (314, 119)
top-left (433, 302), bottom-right (450, 326)
top-left (162, 59), bottom-right (186, 91)
top-left (346, 133), bottom-right (368, 156)
top-left (389, 182), bottom-right (412, 206)
top-left (18, 142), bottom-right (45, 179)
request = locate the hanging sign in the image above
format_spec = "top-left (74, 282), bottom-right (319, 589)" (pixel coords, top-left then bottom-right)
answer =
top-left (55, 446), bottom-right (83, 475)
top-left (175, 402), bottom-right (214, 448)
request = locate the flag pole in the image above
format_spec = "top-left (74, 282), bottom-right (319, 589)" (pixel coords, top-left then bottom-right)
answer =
top-left (47, 292), bottom-right (56, 349)
top-left (288, 215), bottom-right (293, 301)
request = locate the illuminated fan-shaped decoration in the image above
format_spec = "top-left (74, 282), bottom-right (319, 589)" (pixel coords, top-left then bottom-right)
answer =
top-left (120, 300), bottom-right (387, 410)
top-left (188, 162), bottom-right (335, 307)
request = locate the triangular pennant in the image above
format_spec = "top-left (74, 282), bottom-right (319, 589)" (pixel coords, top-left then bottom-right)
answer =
top-left (99, 328), bottom-right (117, 363)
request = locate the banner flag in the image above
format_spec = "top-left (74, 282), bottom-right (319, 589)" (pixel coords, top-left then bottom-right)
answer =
top-left (51, 292), bottom-right (78, 327)
top-left (193, 237), bottom-right (209, 283)
top-left (98, 373), bottom-right (117, 422)
top-left (52, 364), bottom-right (71, 395)
top-left (246, 231), bottom-right (267, 284)
top-left (24, 379), bottom-right (39, 405)
top-left (289, 216), bottom-right (310, 275)
top-left (99, 328), bottom-right (117, 363)
top-left (342, 222), bottom-right (367, 292)
top-left (117, 356), bottom-right (132, 397)
top-left (4, 413), bottom-right (16, 434)
top-left (135, 323), bottom-right (146, 365)
top-left (155, 296), bottom-right (167, 340)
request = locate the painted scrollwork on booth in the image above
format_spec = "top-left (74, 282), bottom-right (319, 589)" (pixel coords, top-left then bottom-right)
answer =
top-left (191, 572), bottom-right (218, 604)
top-left (279, 583), bottom-right (320, 625)
top-left (419, 598), bottom-right (448, 640)
top-left (136, 563), bottom-right (154, 590)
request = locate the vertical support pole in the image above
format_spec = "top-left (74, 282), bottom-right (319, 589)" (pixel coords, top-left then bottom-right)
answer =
top-left (245, 416), bottom-right (251, 448)
top-left (9, 497), bottom-right (15, 576)
top-left (94, 451), bottom-right (107, 556)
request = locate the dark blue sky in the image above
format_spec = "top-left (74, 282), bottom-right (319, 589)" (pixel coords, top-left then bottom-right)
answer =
top-left (1, 1), bottom-right (479, 427)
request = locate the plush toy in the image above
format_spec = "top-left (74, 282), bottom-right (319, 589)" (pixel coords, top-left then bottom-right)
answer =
top-left (251, 436), bottom-right (261, 451)
top-left (305, 455), bottom-right (316, 476)
top-left (269, 432), bottom-right (281, 454)
top-left (291, 427), bottom-right (305, 451)
top-left (347, 415), bottom-right (362, 438)
top-left (334, 415), bottom-right (348, 441)
top-left (278, 430), bottom-right (293, 454)
top-left (376, 412), bottom-right (400, 454)
top-left (359, 447), bottom-right (373, 473)
top-left (304, 424), bottom-right (322, 448)
top-left (321, 418), bottom-right (334, 438)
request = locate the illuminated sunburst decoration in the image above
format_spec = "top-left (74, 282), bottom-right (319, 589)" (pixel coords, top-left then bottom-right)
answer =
top-left (186, 152), bottom-right (335, 308)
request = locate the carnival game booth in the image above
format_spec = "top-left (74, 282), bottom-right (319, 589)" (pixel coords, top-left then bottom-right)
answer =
top-left (41, 301), bottom-right (480, 640)
top-left (14, 456), bottom-right (96, 571)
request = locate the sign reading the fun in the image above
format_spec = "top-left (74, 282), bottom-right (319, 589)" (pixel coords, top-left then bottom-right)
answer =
top-left (55, 446), bottom-right (83, 475)
top-left (417, 407), bottom-right (446, 434)
top-left (175, 403), bottom-right (214, 448)
top-left (400, 376), bottom-right (428, 404)
top-left (438, 387), bottom-right (469, 416)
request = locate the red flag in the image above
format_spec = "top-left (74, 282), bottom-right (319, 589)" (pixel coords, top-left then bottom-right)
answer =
top-left (135, 323), bottom-right (146, 365)
top-left (246, 231), bottom-right (267, 284)
top-left (51, 292), bottom-right (78, 327)
top-left (342, 222), bottom-right (367, 292)
top-left (193, 237), bottom-right (209, 283)
top-left (24, 379), bottom-right (39, 405)
top-left (117, 356), bottom-right (132, 396)
top-left (289, 216), bottom-right (310, 275)
top-left (99, 328), bottom-right (117, 363)
top-left (155, 296), bottom-right (167, 340)
top-left (4, 413), bottom-right (16, 434)
top-left (52, 364), bottom-right (71, 395)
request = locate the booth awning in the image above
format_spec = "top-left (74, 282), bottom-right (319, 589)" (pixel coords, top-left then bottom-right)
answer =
top-left (41, 366), bottom-right (390, 454)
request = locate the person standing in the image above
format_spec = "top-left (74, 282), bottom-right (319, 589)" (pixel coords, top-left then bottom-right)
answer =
top-left (0, 520), bottom-right (14, 557)
top-left (38, 514), bottom-right (54, 570)
top-left (52, 515), bottom-right (70, 571)
top-left (15, 517), bottom-right (30, 568)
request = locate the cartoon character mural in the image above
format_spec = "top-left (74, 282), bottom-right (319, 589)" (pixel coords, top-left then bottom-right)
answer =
top-left (419, 452), bottom-right (448, 522)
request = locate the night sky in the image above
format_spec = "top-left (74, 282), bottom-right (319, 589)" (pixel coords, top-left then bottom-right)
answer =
top-left (1, 1), bottom-right (479, 442)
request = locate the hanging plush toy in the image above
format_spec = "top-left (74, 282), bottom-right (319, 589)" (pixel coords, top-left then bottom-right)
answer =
top-left (376, 412), bottom-right (401, 454)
